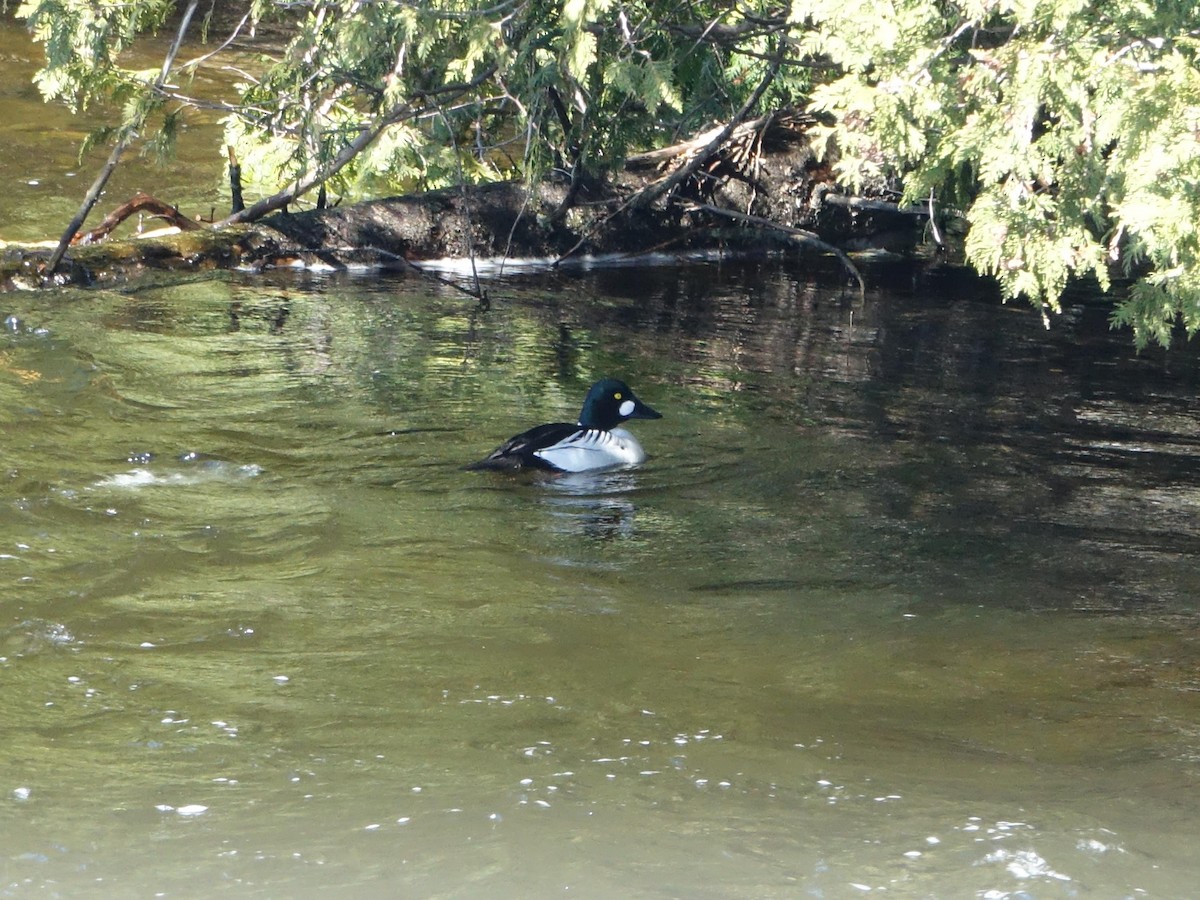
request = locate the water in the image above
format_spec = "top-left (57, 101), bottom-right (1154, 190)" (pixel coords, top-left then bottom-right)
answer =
top-left (2, 263), bottom-right (1199, 898)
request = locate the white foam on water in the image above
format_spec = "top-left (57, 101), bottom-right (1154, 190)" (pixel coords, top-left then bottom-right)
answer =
top-left (95, 464), bottom-right (262, 489)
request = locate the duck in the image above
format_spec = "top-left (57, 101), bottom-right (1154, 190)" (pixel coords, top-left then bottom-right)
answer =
top-left (467, 378), bottom-right (662, 473)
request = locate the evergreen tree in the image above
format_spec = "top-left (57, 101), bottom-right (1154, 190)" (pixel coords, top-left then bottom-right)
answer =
top-left (791, 0), bottom-right (1200, 346)
top-left (15, 0), bottom-right (1200, 345)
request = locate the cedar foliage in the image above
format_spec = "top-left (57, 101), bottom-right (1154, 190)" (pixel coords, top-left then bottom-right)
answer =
top-left (15, 0), bottom-right (1200, 346)
top-left (792, 0), bottom-right (1200, 347)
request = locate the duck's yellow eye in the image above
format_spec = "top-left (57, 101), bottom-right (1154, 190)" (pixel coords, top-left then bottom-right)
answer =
top-left (614, 391), bottom-right (623, 400)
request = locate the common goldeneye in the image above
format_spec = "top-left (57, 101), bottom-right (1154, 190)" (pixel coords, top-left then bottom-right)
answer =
top-left (468, 378), bottom-right (662, 473)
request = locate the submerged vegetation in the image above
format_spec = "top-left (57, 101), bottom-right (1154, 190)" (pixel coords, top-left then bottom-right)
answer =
top-left (11, 0), bottom-right (1200, 346)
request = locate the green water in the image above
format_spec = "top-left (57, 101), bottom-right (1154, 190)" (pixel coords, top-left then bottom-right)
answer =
top-left (2, 266), bottom-right (1199, 897)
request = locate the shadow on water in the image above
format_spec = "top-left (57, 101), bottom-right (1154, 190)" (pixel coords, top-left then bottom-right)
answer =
top-left (532, 259), bottom-right (1200, 617)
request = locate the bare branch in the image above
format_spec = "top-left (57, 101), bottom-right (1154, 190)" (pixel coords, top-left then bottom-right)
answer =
top-left (45, 0), bottom-right (200, 275)
top-left (686, 201), bottom-right (865, 297)
top-left (630, 36), bottom-right (787, 210)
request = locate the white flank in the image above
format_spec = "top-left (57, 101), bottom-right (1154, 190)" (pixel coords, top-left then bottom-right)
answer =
top-left (534, 428), bottom-right (646, 472)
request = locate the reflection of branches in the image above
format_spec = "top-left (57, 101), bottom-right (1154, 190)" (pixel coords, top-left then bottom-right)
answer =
top-left (686, 201), bottom-right (865, 298)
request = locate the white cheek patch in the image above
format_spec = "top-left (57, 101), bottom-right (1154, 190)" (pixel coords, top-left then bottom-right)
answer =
top-left (618, 399), bottom-right (636, 417)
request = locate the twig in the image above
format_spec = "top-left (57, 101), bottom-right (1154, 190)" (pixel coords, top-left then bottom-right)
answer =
top-left (177, 9), bottom-right (252, 73)
top-left (405, 259), bottom-right (498, 303)
top-left (927, 187), bottom-right (942, 245)
top-left (432, 97), bottom-right (486, 303)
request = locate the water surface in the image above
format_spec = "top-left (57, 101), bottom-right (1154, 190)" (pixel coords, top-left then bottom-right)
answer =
top-left (2, 263), bottom-right (1199, 897)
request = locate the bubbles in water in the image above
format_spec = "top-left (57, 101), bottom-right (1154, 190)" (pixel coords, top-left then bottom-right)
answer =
top-left (155, 803), bottom-right (209, 817)
top-left (3, 620), bottom-right (76, 656)
top-left (1076, 836), bottom-right (1117, 854)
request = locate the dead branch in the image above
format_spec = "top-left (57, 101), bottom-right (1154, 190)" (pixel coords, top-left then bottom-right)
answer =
top-left (820, 194), bottom-right (929, 216)
top-left (624, 114), bottom-right (775, 171)
top-left (72, 192), bottom-right (204, 244)
top-left (629, 37), bottom-right (786, 210)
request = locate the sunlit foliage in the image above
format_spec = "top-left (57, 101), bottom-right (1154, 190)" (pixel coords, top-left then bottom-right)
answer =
top-left (15, 1), bottom-right (802, 194)
top-left (791, 0), bottom-right (1200, 347)
top-left (15, 0), bottom-right (1200, 344)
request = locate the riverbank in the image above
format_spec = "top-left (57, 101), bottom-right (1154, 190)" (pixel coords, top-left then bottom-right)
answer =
top-left (1, 115), bottom-right (949, 293)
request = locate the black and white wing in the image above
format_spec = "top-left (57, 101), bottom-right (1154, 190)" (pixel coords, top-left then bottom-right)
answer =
top-left (466, 423), bottom-right (579, 471)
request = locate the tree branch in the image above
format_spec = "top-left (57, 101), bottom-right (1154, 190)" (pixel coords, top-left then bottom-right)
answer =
top-left (45, 0), bottom-right (200, 275)
top-left (629, 36), bottom-right (787, 210)
top-left (685, 201), bottom-right (865, 297)
top-left (73, 191), bottom-right (203, 244)
top-left (214, 64), bottom-right (498, 228)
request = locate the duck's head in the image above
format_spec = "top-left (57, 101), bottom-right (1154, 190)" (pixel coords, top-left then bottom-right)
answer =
top-left (578, 378), bottom-right (662, 431)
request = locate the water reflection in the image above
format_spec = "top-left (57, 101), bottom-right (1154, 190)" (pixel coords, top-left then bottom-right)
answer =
top-left (538, 470), bottom-right (642, 542)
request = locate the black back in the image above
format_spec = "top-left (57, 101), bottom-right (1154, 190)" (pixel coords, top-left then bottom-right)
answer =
top-left (464, 422), bottom-right (578, 471)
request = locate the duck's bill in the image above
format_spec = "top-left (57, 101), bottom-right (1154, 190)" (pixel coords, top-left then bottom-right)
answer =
top-left (631, 399), bottom-right (662, 420)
